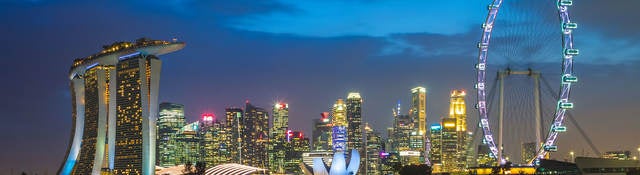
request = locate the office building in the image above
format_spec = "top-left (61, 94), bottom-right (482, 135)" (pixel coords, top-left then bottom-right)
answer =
top-left (157, 103), bottom-right (186, 167)
top-left (285, 130), bottom-right (311, 174)
top-left (332, 99), bottom-right (348, 152)
top-left (59, 38), bottom-right (184, 175)
top-left (429, 123), bottom-right (442, 165)
top-left (269, 103), bottom-right (289, 173)
top-left (174, 122), bottom-right (203, 165)
top-left (225, 107), bottom-right (243, 163)
top-left (364, 123), bottom-right (382, 175)
top-left (410, 87), bottom-right (427, 136)
top-left (346, 92), bottom-right (363, 152)
top-left (201, 114), bottom-right (231, 166)
top-left (242, 102), bottom-right (269, 168)
top-left (312, 112), bottom-right (333, 151)
top-left (441, 118), bottom-right (458, 172)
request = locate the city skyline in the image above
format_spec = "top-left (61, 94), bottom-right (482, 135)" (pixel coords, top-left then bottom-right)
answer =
top-left (2, 0), bottom-right (640, 174)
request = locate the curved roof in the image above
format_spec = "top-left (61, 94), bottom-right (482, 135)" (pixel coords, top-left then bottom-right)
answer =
top-left (69, 38), bottom-right (185, 79)
top-left (204, 164), bottom-right (267, 175)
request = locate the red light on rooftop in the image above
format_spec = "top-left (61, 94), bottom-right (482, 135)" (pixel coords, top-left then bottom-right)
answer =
top-left (321, 112), bottom-right (329, 119)
top-left (202, 113), bottom-right (214, 122)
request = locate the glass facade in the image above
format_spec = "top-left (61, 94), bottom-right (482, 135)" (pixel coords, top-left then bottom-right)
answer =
top-left (242, 102), bottom-right (269, 168)
top-left (60, 38), bottom-right (183, 175)
top-left (156, 102), bottom-right (185, 167)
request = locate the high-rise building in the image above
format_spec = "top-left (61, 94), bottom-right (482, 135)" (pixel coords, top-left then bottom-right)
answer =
top-left (521, 142), bottom-right (536, 164)
top-left (410, 87), bottom-right (427, 136)
top-left (269, 103), bottom-right (289, 173)
top-left (346, 93), bottom-right (363, 153)
top-left (201, 114), bottom-right (231, 166)
top-left (476, 144), bottom-right (495, 166)
top-left (225, 107), bottom-right (243, 163)
top-left (243, 102), bottom-right (269, 168)
top-left (449, 90), bottom-right (468, 170)
top-left (174, 122), bottom-right (203, 165)
top-left (441, 118), bottom-right (458, 172)
top-left (312, 112), bottom-right (333, 151)
top-left (331, 99), bottom-right (348, 152)
top-left (409, 87), bottom-right (427, 164)
top-left (59, 38), bottom-right (184, 175)
top-left (156, 103), bottom-right (186, 167)
top-left (346, 92), bottom-right (364, 174)
top-left (285, 130), bottom-right (311, 174)
top-left (392, 114), bottom-right (412, 153)
top-left (364, 123), bottom-right (382, 175)
top-left (429, 123), bottom-right (442, 165)
top-left (449, 90), bottom-right (467, 132)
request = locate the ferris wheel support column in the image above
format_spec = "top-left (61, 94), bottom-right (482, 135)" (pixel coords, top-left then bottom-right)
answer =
top-left (498, 71), bottom-right (505, 165)
top-left (533, 73), bottom-right (542, 152)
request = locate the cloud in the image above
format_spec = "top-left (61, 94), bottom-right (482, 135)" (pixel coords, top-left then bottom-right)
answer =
top-left (227, 0), bottom-right (488, 37)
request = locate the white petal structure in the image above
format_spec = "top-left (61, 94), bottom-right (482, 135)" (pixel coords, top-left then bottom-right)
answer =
top-left (312, 158), bottom-right (329, 175)
top-left (310, 149), bottom-right (360, 175)
top-left (204, 163), bottom-right (268, 175)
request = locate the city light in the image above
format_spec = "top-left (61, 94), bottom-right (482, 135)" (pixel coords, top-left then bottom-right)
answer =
top-left (202, 113), bottom-right (214, 122)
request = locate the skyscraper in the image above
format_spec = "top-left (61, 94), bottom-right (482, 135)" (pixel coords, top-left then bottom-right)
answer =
top-left (410, 87), bottom-right (427, 164)
top-left (285, 130), bottom-right (311, 174)
top-left (312, 112), bottom-right (333, 151)
top-left (346, 92), bottom-right (364, 174)
top-left (157, 103), bottom-right (186, 167)
top-left (364, 123), bottom-right (382, 175)
top-left (201, 114), bottom-right (231, 166)
top-left (59, 38), bottom-right (184, 175)
top-left (243, 102), bottom-right (269, 168)
top-left (269, 103), bottom-right (289, 173)
top-left (441, 118), bottom-right (458, 172)
top-left (429, 123), bottom-right (442, 165)
top-left (410, 87), bottom-right (427, 136)
top-left (225, 107), bottom-right (243, 163)
top-left (449, 89), bottom-right (468, 170)
top-left (174, 121), bottom-right (203, 165)
top-left (331, 99), bottom-right (348, 152)
top-left (449, 90), bottom-right (467, 133)
top-left (346, 92), bottom-right (363, 153)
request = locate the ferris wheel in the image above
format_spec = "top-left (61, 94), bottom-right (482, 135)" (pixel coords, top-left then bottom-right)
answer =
top-left (474, 0), bottom-right (578, 165)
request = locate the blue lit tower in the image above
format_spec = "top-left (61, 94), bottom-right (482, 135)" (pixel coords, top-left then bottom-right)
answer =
top-left (331, 99), bottom-right (348, 152)
top-left (59, 38), bottom-right (184, 175)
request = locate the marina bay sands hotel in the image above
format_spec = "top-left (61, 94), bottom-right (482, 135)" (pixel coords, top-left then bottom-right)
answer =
top-left (59, 38), bottom-right (185, 175)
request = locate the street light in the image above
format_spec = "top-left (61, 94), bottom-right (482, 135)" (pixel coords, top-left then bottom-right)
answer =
top-left (570, 151), bottom-right (575, 163)
top-left (637, 147), bottom-right (640, 160)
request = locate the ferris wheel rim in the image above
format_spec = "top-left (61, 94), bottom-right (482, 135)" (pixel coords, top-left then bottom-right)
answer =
top-left (474, 0), bottom-right (577, 165)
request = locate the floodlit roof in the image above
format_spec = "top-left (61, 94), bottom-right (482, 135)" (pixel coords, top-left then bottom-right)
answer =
top-left (204, 163), bottom-right (267, 175)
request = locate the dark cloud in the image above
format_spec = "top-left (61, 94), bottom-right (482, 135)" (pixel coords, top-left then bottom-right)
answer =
top-left (574, 0), bottom-right (640, 39)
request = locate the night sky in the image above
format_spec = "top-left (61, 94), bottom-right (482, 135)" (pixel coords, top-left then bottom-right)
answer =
top-left (2, 0), bottom-right (640, 173)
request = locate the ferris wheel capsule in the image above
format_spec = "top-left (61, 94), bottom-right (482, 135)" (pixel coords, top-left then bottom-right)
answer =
top-left (559, 101), bottom-right (574, 109)
top-left (559, 0), bottom-right (573, 6)
top-left (564, 49), bottom-right (579, 56)
top-left (544, 145), bottom-right (558, 152)
top-left (552, 125), bottom-right (567, 132)
top-left (562, 75), bottom-right (578, 84)
top-left (563, 22), bottom-right (578, 29)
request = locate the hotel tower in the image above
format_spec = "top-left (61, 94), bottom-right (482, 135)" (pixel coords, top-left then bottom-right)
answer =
top-left (58, 38), bottom-right (184, 175)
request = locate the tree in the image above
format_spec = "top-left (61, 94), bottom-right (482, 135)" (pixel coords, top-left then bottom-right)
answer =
top-left (183, 161), bottom-right (193, 174)
top-left (399, 164), bottom-right (432, 175)
top-left (195, 161), bottom-right (207, 175)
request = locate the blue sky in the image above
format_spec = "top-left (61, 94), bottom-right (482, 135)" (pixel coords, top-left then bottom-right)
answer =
top-left (1, 0), bottom-right (640, 173)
